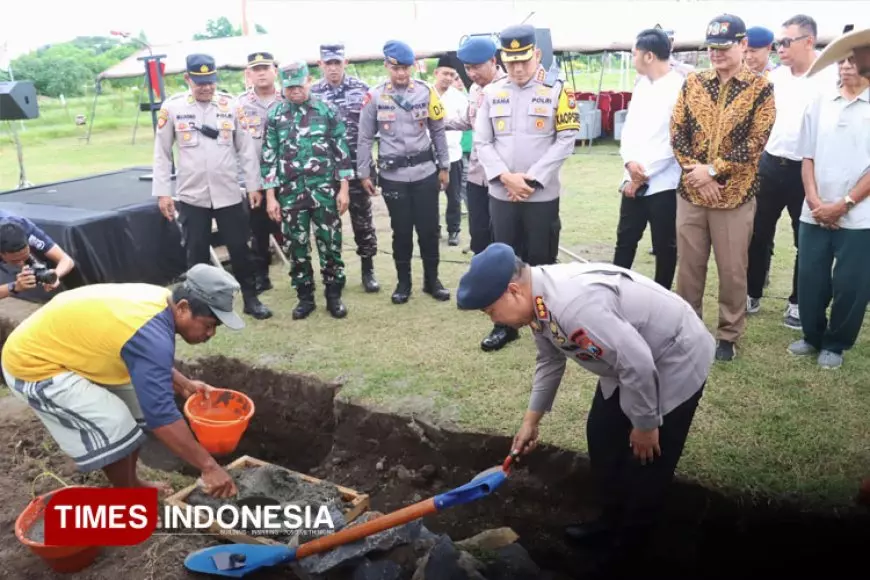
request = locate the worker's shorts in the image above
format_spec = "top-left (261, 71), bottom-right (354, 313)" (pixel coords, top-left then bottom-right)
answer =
top-left (2, 366), bottom-right (148, 472)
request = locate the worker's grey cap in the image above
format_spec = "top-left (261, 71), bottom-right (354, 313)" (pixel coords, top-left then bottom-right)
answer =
top-left (180, 264), bottom-right (245, 330)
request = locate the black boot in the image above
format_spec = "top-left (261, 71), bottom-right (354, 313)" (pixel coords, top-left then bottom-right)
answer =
top-left (392, 262), bottom-right (412, 304)
top-left (480, 324), bottom-right (519, 352)
top-left (325, 284), bottom-right (348, 319)
top-left (254, 273), bottom-right (273, 294)
top-left (361, 257), bottom-right (380, 293)
top-left (292, 284), bottom-right (316, 320)
top-left (423, 263), bottom-right (450, 302)
top-left (243, 291), bottom-right (273, 320)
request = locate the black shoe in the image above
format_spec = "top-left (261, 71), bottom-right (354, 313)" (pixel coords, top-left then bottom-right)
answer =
top-left (564, 520), bottom-right (614, 545)
top-left (361, 257), bottom-right (380, 293)
top-left (391, 281), bottom-right (411, 304)
top-left (481, 325), bottom-right (519, 352)
top-left (448, 232), bottom-right (460, 246)
top-left (292, 286), bottom-right (316, 320)
top-left (423, 277), bottom-right (450, 301)
top-left (243, 293), bottom-right (273, 320)
top-left (325, 285), bottom-right (347, 319)
top-left (254, 275), bottom-right (273, 294)
top-left (392, 263), bottom-right (412, 304)
top-left (716, 339), bottom-right (736, 361)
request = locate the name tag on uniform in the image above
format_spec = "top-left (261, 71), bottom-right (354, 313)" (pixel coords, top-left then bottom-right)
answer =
top-left (377, 110), bottom-right (397, 122)
top-left (216, 112), bottom-right (233, 119)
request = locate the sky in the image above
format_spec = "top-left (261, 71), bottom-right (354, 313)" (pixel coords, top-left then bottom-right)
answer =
top-left (2, 0), bottom-right (869, 66)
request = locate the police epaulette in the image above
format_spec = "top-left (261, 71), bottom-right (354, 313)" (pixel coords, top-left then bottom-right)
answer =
top-left (543, 63), bottom-right (561, 88)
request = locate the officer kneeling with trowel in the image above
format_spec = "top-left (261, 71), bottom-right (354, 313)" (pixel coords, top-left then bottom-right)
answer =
top-left (456, 243), bottom-right (715, 570)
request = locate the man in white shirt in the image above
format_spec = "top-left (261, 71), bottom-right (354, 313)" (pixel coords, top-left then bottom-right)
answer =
top-left (746, 14), bottom-right (838, 330)
top-left (614, 28), bottom-right (684, 289)
top-left (790, 56), bottom-right (870, 370)
top-left (433, 56), bottom-right (468, 246)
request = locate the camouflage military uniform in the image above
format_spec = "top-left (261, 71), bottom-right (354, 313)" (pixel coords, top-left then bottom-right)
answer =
top-left (261, 96), bottom-right (354, 292)
top-left (310, 74), bottom-right (377, 259)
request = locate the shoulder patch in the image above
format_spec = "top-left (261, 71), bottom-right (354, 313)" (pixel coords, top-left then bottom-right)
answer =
top-left (555, 86), bottom-right (581, 132)
top-left (428, 86), bottom-right (445, 121)
top-left (569, 328), bottom-right (604, 361)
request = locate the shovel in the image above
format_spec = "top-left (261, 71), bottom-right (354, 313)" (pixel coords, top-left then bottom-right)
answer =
top-left (184, 452), bottom-right (520, 578)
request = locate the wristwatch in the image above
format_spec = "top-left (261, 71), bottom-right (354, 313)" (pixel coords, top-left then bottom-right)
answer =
top-left (6, 282), bottom-right (17, 295)
top-left (844, 195), bottom-right (856, 211)
top-left (707, 165), bottom-right (717, 178)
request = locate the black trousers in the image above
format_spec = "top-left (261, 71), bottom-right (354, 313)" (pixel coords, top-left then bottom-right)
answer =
top-left (612, 189), bottom-right (677, 290)
top-left (177, 201), bottom-right (256, 294)
top-left (249, 193), bottom-right (280, 278)
top-left (490, 197), bottom-right (560, 266)
top-left (380, 172), bottom-right (440, 267)
top-left (442, 160), bottom-right (463, 235)
top-left (587, 382), bottom-right (704, 539)
top-left (465, 182), bottom-right (492, 255)
top-left (747, 153), bottom-right (804, 303)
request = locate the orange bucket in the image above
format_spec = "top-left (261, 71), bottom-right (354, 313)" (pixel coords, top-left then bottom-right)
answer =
top-left (15, 487), bottom-right (101, 573)
top-left (184, 388), bottom-right (255, 455)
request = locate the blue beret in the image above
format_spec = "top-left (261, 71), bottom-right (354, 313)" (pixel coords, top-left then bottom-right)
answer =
top-left (457, 243), bottom-right (517, 310)
top-left (383, 40), bottom-right (415, 66)
top-left (747, 26), bottom-right (774, 48)
top-left (457, 36), bottom-right (498, 65)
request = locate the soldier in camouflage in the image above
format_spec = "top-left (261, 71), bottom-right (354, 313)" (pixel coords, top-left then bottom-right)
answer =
top-left (261, 60), bottom-right (353, 320)
top-left (311, 43), bottom-right (380, 293)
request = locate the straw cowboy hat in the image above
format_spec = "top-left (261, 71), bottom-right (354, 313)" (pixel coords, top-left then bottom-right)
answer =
top-left (808, 25), bottom-right (870, 76)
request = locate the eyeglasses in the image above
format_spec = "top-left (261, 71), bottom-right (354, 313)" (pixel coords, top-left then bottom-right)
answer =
top-left (773, 35), bottom-right (809, 50)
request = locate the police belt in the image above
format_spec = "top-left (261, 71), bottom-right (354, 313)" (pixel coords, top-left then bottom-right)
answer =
top-left (377, 150), bottom-right (434, 171)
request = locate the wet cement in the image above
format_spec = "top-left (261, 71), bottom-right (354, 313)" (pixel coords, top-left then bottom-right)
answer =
top-left (26, 514), bottom-right (45, 543)
top-left (185, 464), bottom-right (353, 542)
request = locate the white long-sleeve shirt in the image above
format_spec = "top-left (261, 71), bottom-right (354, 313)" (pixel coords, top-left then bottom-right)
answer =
top-left (619, 70), bottom-right (684, 195)
top-left (438, 86), bottom-right (467, 163)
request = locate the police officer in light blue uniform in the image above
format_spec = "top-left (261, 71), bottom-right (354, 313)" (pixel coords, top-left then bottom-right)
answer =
top-left (456, 243), bottom-right (713, 572)
top-left (357, 40), bottom-right (451, 305)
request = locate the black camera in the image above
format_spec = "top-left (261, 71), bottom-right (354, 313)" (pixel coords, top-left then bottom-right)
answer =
top-left (28, 258), bottom-right (58, 285)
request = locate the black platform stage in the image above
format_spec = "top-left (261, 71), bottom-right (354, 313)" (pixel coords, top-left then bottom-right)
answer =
top-left (0, 167), bottom-right (187, 303)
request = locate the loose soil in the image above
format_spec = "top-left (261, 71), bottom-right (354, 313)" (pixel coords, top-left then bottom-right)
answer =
top-left (0, 311), bottom-right (869, 578)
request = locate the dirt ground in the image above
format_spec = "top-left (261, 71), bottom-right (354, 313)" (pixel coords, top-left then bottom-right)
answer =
top-left (1, 305), bottom-right (869, 578)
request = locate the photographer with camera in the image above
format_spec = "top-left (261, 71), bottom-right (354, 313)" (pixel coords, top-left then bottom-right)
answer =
top-left (0, 215), bottom-right (75, 299)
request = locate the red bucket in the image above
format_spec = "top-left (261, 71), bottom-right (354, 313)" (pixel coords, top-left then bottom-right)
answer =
top-left (15, 487), bottom-right (101, 573)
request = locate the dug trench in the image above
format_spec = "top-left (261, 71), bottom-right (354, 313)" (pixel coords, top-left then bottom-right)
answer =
top-left (0, 309), bottom-right (867, 578)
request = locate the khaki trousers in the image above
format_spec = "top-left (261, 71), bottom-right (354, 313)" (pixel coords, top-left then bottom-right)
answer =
top-left (676, 196), bottom-right (757, 343)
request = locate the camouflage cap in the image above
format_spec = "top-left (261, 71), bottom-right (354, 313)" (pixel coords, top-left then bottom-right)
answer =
top-left (280, 60), bottom-right (310, 87)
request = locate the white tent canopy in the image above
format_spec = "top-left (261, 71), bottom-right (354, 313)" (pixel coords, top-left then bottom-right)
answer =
top-left (98, 0), bottom-right (864, 80)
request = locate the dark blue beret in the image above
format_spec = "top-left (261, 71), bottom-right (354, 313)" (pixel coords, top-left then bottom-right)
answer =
top-left (457, 36), bottom-right (498, 65)
top-left (747, 26), bottom-right (774, 48)
top-left (457, 243), bottom-right (517, 310)
top-left (383, 40), bottom-right (415, 66)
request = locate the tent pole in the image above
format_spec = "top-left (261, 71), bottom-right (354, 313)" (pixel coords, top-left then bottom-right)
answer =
top-left (84, 79), bottom-right (100, 145)
top-left (131, 78), bottom-right (144, 145)
top-left (590, 52), bottom-right (606, 151)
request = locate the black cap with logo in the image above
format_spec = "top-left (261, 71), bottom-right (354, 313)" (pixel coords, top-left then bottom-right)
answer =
top-left (705, 14), bottom-right (747, 48)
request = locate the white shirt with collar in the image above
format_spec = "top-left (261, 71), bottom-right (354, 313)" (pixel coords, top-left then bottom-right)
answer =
top-left (765, 56), bottom-right (839, 161)
top-left (798, 85), bottom-right (870, 229)
top-left (438, 85), bottom-right (467, 163)
top-left (619, 69), bottom-right (684, 195)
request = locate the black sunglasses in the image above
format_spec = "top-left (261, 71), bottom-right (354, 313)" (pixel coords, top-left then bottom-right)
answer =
top-left (773, 35), bottom-right (809, 50)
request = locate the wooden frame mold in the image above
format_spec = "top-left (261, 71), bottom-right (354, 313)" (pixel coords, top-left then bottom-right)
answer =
top-left (164, 455), bottom-right (370, 546)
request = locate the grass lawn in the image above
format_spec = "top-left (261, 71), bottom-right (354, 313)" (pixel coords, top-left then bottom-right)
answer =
top-left (2, 102), bottom-right (868, 510)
